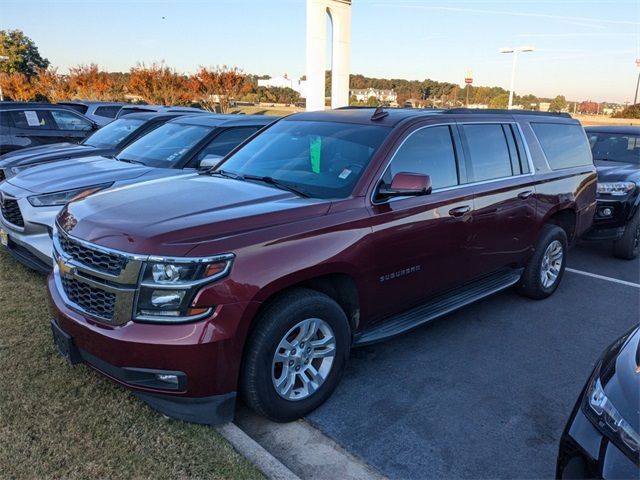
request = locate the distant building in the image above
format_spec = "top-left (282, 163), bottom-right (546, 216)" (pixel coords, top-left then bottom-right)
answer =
top-left (258, 74), bottom-right (307, 97)
top-left (466, 103), bottom-right (489, 109)
top-left (539, 102), bottom-right (551, 112)
top-left (350, 88), bottom-right (397, 103)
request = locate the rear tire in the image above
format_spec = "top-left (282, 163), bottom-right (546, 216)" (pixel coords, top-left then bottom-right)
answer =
top-left (613, 210), bottom-right (640, 260)
top-left (240, 288), bottom-right (351, 422)
top-left (517, 224), bottom-right (568, 299)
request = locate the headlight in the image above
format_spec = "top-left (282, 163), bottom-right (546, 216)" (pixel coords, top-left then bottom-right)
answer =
top-left (584, 376), bottom-right (640, 461)
top-left (135, 254), bottom-right (234, 323)
top-left (28, 183), bottom-right (113, 207)
top-left (596, 182), bottom-right (636, 196)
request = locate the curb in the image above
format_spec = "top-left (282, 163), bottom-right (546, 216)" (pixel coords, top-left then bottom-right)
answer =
top-left (216, 423), bottom-right (301, 480)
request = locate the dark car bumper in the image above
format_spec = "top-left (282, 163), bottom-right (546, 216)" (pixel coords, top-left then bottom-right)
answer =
top-left (48, 274), bottom-right (257, 425)
top-left (583, 199), bottom-right (635, 241)
top-left (557, 399), bottom-right (638, 479)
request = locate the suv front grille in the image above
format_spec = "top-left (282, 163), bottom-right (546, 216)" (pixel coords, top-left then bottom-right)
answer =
top-left (59, 234), bottom-right (127, 276)
top-left (62, 277), bottom-right (116, 320)
top-left (1, 197), bottom-right (24, 227)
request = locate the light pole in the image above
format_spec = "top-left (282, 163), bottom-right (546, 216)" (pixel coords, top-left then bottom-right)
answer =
top-left (499, 46), bottom-right (534, 109)
top-left (634, 58), bottom-right (640, 105)
top-left (0, 55), bottom-right (8, 102)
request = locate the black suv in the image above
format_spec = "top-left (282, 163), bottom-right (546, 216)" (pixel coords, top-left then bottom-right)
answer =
top-left (0, 111), bottom-right (201, 181)
top-left (0, 102), bottom-right (98, 155)
top-left (584, 126), bottom-right (640, 259)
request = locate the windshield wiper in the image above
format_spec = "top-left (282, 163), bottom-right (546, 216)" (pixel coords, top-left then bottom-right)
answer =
top-left (209, 169), bottom-right (245, 180)
top-left (242, 174), bottom-right (310, 198)
top-left (116, 156), bottom-right (146, 165)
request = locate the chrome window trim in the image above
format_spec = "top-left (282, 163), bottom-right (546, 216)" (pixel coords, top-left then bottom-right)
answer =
top-left (370, 121), bottom-right (536, 206)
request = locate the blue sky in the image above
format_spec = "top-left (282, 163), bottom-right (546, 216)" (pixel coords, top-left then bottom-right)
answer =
top-left (1, 0), bottom-right (638, 103)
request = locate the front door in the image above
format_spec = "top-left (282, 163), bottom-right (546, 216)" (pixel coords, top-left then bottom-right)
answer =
top-left (364, 124), bottom-right (476, 322)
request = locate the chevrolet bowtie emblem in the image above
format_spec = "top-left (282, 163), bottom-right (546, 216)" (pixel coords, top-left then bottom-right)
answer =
top-left (57, 257), bottom-right (75, 277)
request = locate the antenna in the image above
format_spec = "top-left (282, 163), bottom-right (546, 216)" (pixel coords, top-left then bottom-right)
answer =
top-left (371, 106), bottom-right (389, 121)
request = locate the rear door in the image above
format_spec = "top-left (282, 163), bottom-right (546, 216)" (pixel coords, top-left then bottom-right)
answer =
top-left (6, 109), bottom-right (63, 148)
top-left (365, 123), bottom-right (477, 319)
top-left (458, 122), bottom-right (537, 278)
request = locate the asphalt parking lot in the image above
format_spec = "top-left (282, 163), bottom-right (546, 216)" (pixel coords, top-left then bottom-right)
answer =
top-left (306, 242), bottom-right (640, 479)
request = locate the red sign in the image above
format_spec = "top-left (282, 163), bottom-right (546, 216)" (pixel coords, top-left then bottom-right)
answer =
top-left (465, 78), bottom-right (473, 84)
top-left (636, 58), bottom-right (640, 67)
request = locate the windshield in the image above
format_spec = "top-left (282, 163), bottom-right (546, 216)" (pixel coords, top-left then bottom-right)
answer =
top-left (588, 132), bottom-right (640, 164)
top-left (217, 120), bottom-right (391, 199)
top-left (117, 122), bottom-right (214, 167)
top-left (83, 118), bottom-right (145, 148)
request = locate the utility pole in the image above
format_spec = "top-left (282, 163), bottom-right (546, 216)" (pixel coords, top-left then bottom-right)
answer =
top-left (500, 47), bottom-right (534, 109)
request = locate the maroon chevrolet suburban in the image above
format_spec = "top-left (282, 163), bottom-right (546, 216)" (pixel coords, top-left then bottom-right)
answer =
top-left (48, 108), bottom-right (596, 424)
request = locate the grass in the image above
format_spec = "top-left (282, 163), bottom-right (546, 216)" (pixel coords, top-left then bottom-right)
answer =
top-left (0, 249), bottom-right (263, 479)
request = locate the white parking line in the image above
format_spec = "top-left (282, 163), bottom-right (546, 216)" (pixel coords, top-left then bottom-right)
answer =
top-left (566, 268), bottom-right (640, 289)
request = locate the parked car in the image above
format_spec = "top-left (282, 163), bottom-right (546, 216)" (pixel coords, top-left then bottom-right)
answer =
top-left (0, 111), bottom-right (206, 182)
top-left (583, 126), bottom-right (640, 259)
top-left (0, 114), bottom-right (276, 271)
top-left (57, 101), bottom-right (127, 126)
top-left (0, 102), bottom-right (98, 155)
top-left (557, 324), bottom-right (639, 479)
top-left (116, 104), bottom-right (205, 118)
top-left (46, 108), bottom-right (596, 425)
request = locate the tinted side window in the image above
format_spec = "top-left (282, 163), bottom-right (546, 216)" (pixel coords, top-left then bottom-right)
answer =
top-left (383, 125), bottom-right (459, 190)
top-left (9, 110), bottom-right (56, 129)
top-left (461, 124), bottom-right (513, 182)
top-left (60, 103), bottom-right (88, 114)
top-left (51, 110), bottom-right (93, 131)
top-left (94, 106), bottom-right (122, 118)
top-left (196, 127), bottom-right (259, 163)
top-left (531, 123), bottom-right (592, 169)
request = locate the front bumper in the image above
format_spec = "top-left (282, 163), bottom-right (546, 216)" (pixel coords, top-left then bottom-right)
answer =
top-left (48, 273), bottom-right (258, 425)
top-left (557, 399), bottom-right (638, 479)
top-left (583, 198), bottom-right (635, 241)
top-left (0, 183), bottom-right (58, 270)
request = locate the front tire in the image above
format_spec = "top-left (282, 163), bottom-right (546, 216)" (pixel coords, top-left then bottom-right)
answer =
top-left (613, 210), bottom-right (640, 260)
top-left (240, 288), bottom-right (351, 422)
top-left (517, 224), bottom-right (568, 299)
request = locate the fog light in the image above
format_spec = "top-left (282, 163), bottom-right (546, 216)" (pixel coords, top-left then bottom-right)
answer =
top-left (156, 373), bottom-right (179, 386)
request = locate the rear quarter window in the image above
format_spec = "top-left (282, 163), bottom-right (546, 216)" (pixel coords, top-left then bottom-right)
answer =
top-left (531, 123), bottom-right (593, 170)
top-left (94, 105), bottom-right (122, 119)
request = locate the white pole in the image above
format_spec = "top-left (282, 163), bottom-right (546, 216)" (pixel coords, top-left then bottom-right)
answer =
top-left (508, 50), bottom-right (518, 110)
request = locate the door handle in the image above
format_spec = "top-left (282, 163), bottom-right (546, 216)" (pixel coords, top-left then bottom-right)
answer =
top-left (449, 205), bottom-right (471, 217)
top-left (518, 190), bottom-right (534, 200)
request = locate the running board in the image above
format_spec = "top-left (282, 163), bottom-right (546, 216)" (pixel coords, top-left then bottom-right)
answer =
top-left (353, 269), bottom-right (523, 346)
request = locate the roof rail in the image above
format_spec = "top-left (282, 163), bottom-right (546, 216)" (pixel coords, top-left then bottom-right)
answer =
top-left (445, 108), bottom-right (572, 118)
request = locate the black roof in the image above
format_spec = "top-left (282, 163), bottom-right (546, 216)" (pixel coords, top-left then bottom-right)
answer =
top-left (584, 125), bottom-right (640, 134)
top-left (171, 113), bottom-right (280, 127)
top-left (0, 101), bottom-right (77, 111)
top-left (284, 107), bottom-right (573, 127)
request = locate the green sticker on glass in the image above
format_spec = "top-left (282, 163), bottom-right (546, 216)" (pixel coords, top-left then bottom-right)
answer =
top-left (310, 136), bottom-right (322, 174)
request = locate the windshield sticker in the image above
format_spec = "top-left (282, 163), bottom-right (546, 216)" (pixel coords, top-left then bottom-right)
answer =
top-left (338, 168), bottom-right (352, 180)
top-left (24, 111), bottom-right (41, 127)
top-left (310, 136), bottom-right (322, 174)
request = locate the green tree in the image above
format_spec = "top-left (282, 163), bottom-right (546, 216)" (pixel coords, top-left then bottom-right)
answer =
top-left (549, 95), bottom-right (568, 112)
top-left (489, 93), bottom-right (509, 109)
top-left (0, 30), bottom-right (49, 77)
top-left (613, 104), bottom-right (640, 119)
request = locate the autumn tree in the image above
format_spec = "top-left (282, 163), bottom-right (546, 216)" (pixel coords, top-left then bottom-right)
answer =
top-left (67, 64), bottom-right (124, 101)
top-left (578, 100), bottom-right (599, 115)
top-left (128, 62), bottom-right (191, 105)
top-left (0, 72), bottom-right (36, 101)
top-left (190, 66), bottom-right (245, 112)
top-left (0, 30), bottom-right (49, 77)
top-left (33, 67), bottom-right (71, 102)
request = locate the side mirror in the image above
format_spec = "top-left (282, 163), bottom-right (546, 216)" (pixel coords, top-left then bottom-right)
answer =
top-left (378, 172), bottom-right (432, 198)
top-left (199, 154), bottom-right (223, 169)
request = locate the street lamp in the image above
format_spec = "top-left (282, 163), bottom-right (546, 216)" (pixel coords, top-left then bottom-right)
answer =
top-left (634, 58), bottom-right (640, 105)
top-left (499, 46), bottom-right (534, 109)
top-left (0, 55), bottom-right (8, 102)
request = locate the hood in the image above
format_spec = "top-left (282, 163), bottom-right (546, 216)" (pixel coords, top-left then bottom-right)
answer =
top-left (7, 155), bottom-right (156, 194)
top-left (59, 174), bottom-right (331, 256)
top-left (595, 159), bottom-right (640, 184)
top-left (0, 143), bottom-right (102, 169)
top-left (601, 326), bottom-right (640, 434)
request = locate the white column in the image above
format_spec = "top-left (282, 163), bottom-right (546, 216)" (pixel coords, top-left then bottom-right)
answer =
top-left (329, 2), bottom-right (351, 109)
top-left (306, 0), bottom-right (328, 111)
